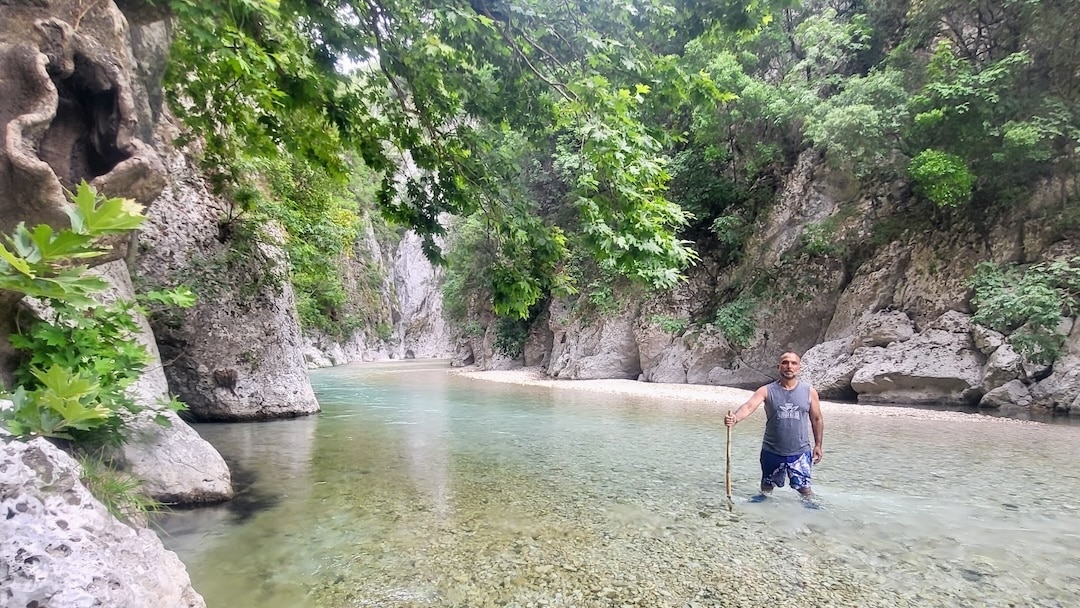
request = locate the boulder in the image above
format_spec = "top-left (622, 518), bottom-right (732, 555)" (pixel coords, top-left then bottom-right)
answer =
top-left (685, 331), bottom-right (740, 385)
top-left (1030, 318), bottom-right (1080, 412)
top-left (523, 307), bottom-right (554, 368)
top-left (979, 380), bottom-right (1033, 410)
top-left (971, 325), bottom-right (1006, 356)
top-left (851, 310), bottom-right (916, 348)
top-left (850, 311), bottom-right (985, 405)
top-left (1, 438), bottom-right (204, 607)
top-left (801, 339), bottom-right (862, 400)
top-left (90, 261), bottom-right (232, 504)
top-left (637, 324), bottom-right (687, 383)
top-left (980, 342), bottom-right (1023, 394)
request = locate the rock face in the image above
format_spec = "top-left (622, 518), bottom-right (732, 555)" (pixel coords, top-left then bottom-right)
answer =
top-left (133, 136), bottom-right (320, 420)
top-left (91, 260), bottom-right (232, 503)
top-left (0, 2), bottom-right (226, 602)
top-left (547, 298), bottom-right (642, 380)
top-left (0, 0), bottom-right (168, 384)
top-left (0, 0), bottom-right (230, 499)
top-left (393, 231), bottom-right (454, 359)
top-left (1, 437), bottom-right (205, 607)
top-left (0, 2), bottom-right (166, 235)
top-left (848, 311), bottom-right (985, 406)
top-left (302, 222), bottom-right (455, 367)
top-left (507, 151), bottom-right (1079, 416)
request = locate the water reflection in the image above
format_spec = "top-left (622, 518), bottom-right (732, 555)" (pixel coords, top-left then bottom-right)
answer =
top-left (155, 415), bottom-right (319, 604)
top-left (157, 361), bottom-right (1080, 608)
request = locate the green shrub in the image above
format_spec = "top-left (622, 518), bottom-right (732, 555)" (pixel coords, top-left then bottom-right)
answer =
top-left (714, 297), bottom-right (756, 348)
top-left (0, 183), bottom-right (190, 444)
top-left (908, 149), bottom-right (976, 208)
top-left (493, 316), bottom-right (530, 358)
top-left (585, 280), bottom-right (620, 314)
top-left (460, 320), bottom-right (485, 338)
top-left (650, 314), bottom-right (688, 335)
top-left (969, 259), bottom-right (1080, 364)
top-left (800, 222), bottom-right (845, 258)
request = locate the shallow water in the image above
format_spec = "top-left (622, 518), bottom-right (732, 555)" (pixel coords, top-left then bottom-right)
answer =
top-left (157, 360), bottom-right (1080, 607)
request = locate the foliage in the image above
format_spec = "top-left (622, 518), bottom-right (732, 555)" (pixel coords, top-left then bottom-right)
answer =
top-left (493, 315), bottom-right (531, 359)
top-left (460, 320), bottom-right (484, 339)
top-left (908, 149), bottom-right (976, 208)
top-left (79, 454), bottom-right (161, 523)
top-left (904, 8), bottom-right (1080, 202)
top-left (803, 68), bottom-right (911, 176)
top-left (554, 81), bottom-right (698, 288)
top-left (163, 0), bottom-right (799, 318)
top-left (441, 137), bottom-right (576, 321)
top-left (259, 155), bottom-right (372, 335)
top-left (0, 184), bottom-right (190, 444)
top-left (788, 9), bottom-right (872, 87)
top-left (160, 0), bottom-right (1080, 330)
top-left (650, 314), bottom-right (688, 335)
top-left (710, 214), bottom-right (749, 252)
top-left (713, 296), bottom-right (756, 348)
top-left (441, 215), bottom-right (493, 324)
top-left (0, 183), bottom-right (142, 306)
top-left (671, 48), bottom-right (782, 258)
top-left (969, 259), bottom-right (1080, 364)
top-left (800, 223), bottom-right (844, 258)
top-left (584, 280), bottom-right (620, 314)
top-left (9, 300), bottom-right (147, 441)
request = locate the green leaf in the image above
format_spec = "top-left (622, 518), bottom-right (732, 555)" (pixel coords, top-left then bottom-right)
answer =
top-left (0, 242), bottom-right (33, 277)
top-left (69, 181), bottom-right (146, 234)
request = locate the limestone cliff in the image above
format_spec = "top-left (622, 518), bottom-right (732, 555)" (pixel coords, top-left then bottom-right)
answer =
top-left (0, 1), bottom-right (216, 603)
top-left (131, 123), bottom-right (321, 420)
top-left (0, 0), bottom-right (234, 484)
top-left (302, 223), bottom-right (455, 367)
top-left (500, 150), bottom-right (1079, 415)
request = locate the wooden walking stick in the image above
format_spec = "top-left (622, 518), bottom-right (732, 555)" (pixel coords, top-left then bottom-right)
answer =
top-left (726, 411), bottom-right (734, 512)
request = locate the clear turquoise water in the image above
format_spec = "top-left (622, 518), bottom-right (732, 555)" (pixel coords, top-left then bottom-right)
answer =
top-left (157, 360), bottom-right (1080, 607)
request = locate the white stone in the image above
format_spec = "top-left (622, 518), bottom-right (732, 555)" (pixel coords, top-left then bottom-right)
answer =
top-left (1, 439), bottom-right (205, 607)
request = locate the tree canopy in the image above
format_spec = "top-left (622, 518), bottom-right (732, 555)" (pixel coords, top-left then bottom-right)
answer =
top-left (164, 0), bottom-right (1080, 321)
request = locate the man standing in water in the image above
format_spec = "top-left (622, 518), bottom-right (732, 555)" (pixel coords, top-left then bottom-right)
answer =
top-left (725, 351), bottom-right (824, 503)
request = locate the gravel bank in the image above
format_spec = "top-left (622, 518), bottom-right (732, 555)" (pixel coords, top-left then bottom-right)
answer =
top-left (451, 366), bottom-right (1034, 425)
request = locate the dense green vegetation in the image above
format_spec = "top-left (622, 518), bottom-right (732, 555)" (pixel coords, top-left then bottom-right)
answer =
top-left (0, 184), bottom-right (191, 445)
top-left (161, 0), bottom-right (1080, 342)
top-left (970, 259), bottom-right (1080, 364)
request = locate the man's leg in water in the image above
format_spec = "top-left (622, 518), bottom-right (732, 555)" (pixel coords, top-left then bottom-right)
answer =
top-left (748, 482), bottom-right (774, 502)
top-left (789, 453), bottom-right (818, 504)
top-left (752, 450), bottom-right (785, 502)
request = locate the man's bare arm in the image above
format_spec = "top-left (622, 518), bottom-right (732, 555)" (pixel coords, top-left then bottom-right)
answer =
top-left (725, 386), bottom-right (768, 427)
top-left (809, 387), bottom-right (824, 463)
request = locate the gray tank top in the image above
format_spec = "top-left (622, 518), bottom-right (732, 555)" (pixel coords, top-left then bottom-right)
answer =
top-left (761, 380), bottom-right (812, 456)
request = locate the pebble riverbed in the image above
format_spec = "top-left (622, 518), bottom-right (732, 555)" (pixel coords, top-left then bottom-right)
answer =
top-left (164, 365), bottom-right (1074, 608)
top-left (300, 368), bottom-right (1046, 608)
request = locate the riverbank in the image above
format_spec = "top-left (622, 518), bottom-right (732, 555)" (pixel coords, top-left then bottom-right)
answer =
top-left (451, 366), bottom-right (1035, 425)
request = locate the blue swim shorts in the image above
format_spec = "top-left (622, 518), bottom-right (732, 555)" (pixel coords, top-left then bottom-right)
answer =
top-left (760, 450), bottom-right (812, 490)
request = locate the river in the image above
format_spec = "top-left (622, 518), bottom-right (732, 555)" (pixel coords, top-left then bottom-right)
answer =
top-left (156, 360), bottom-right (1080, 607)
